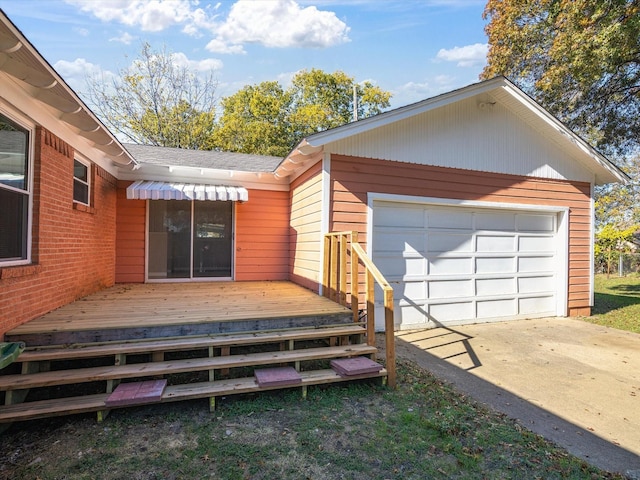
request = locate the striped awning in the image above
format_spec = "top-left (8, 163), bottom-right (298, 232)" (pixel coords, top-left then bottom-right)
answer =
top-left (126, 180), bottom-right (249, 201)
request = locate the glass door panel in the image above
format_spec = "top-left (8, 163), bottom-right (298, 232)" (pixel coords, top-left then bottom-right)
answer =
top-left (148, 200), bottom-right (192, 279)
top-left (193, 201), bottom-right (232, 278)
top-left (148, 200), bottom-right (232, 280)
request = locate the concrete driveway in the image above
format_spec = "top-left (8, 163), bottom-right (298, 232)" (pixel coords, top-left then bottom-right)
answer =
top-left (390, 318), bottom-right (640, 477)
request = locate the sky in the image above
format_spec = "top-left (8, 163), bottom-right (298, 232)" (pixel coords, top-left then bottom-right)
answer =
top-left (0, 0), bottom-right (490, 111)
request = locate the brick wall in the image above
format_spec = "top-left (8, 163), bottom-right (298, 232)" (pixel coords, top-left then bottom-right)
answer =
top-left (0, 127), bottom-right (118, 336)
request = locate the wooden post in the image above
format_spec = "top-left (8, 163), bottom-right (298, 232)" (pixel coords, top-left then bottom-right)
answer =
top-left (322, 235), bottom-right (331, 298)
top-left (384, 288), bottom-right (396, 388)
top-left (365, 270), bottom-right (375, 347)
top-left (350, 231), bottom-right (360, 323)
top-left (339, 233), bottom-right (348, 306)
top-left (330, 236), bottom-right (339, 302)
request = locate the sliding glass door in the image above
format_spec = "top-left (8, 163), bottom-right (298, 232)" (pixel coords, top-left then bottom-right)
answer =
top-left (147, 200), bottom-right (233, 280)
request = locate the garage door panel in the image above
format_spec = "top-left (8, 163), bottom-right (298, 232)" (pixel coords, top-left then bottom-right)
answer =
top-left (519, 296), bottom-right (555, 314)
top-left (395, 281), bottom-right (426, 301)
top-left (428, 233), bottom-right (473, 253)
top-left (374, 232), bottom-right (425, 254)
top-left (374, 205), bottom-right (424, 227)
top-left (476, 212), bottom-right (516, 231)
top-left (476, 235), bottom-right (516, 252)
top-left (429, 257), bottom-right (473, 275)
top-left (430, 302), bottom-right (475, 322)
top-left (428, 210), bottom-right (473, 229)
top-left (476, 257), bottom-right (515, 274)
top-left (429, 279), bottom-right (474, 298)
top-left (519, 235), bottom-right (554, 252)
top-left (476, 277), bottom-right (516, 296)
top-left (519, 256), bottom-right (554, 272)
top-left (518, 275), bottom-right (555, 293)
top-left (517, 214), bottom-right (554, 232)
top-left (477, 298), bottom-right (517, 318)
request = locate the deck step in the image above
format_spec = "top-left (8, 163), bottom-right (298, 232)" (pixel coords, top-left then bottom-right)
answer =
top-left (0, 369), bottom-right (387, 423)
top-left (17, 325), bottom-right (366, 363)
top-left (0, 345), bottom-right (377, 391)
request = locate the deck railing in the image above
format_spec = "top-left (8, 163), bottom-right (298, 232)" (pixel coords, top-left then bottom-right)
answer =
top-left (322, 231), bottom-right (396, 388)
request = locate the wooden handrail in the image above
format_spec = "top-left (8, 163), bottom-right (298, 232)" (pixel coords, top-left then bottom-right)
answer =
top-left (322, 231), bottom-right (396, 388)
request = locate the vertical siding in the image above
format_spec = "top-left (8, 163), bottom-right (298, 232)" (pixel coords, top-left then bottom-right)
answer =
top-left (330, 154), bottom-right (593, 316)
top-left (116, 181), bottom-right (146, 283)
top-left (235, 189), bottom-right (290, 281)
top-left (289, 162), bottom-right (323, 292)
top-left (0, 128), bottom-right (118, 335)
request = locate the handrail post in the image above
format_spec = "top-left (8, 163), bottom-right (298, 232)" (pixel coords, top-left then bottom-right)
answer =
top-left (339, 233), bottom-right (348, 306)
top-left (330, 235), bottom-right (339, 302)
top-left (365, 270), bottom-right (375, 346)
top-left (322, 236), bottom-right (331, 298)
top-left (384, 288), bottom-right (396, 388)
top-left (350, 236), bottom-right (359, 323)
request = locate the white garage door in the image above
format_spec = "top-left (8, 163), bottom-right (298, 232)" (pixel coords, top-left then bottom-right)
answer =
top-left (372, 201), bottom-right (562, 329)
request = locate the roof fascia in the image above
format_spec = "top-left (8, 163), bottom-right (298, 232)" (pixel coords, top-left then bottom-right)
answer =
top-left (0, 10), bottom-right (137, 169)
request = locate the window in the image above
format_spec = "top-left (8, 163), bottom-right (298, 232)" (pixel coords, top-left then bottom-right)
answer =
top-left (0, 113), bottom-right (30, 264)
top-left (73, 158), bottom-right (90, 205)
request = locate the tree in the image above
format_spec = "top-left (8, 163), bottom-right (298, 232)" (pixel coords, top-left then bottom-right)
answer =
top-left (214, 69), bottom-right (392, 156)
top-left (482, 0), bottom-right (640, 155)
top-left (595, 224), bottom-right (638, 277)
top-left (214, 82), bottom-right (292, 157)
top-left (595, 154), bottom-right (640, 229)
top-left (85, 43), bottom-right (217, 149)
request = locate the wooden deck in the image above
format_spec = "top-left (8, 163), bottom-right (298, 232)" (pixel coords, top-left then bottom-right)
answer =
top-left (6, 281), bottom-right (354, 346)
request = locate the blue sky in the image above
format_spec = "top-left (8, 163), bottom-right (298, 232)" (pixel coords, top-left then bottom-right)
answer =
top-left (1, 0), bottom-right (489, 110)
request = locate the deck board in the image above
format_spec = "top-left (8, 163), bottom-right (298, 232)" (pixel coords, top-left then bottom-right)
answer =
top-left (6, 281), bottom-right (352, 344)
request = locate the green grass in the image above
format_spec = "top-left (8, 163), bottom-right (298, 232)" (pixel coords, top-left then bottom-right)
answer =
top-left (0, 361), bottom-right (623, 480)
top-left (584, 273), bottom-right (640, 333)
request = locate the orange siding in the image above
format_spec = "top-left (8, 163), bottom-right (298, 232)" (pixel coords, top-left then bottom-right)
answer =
top-left (115, 181), bottom-right (146, 283)
top-left (330, 154), bottom-right (593, 315)
top-left (235, 189), bottom-right (290, 281)
top-left (289, 162), bottom-right (323, 292)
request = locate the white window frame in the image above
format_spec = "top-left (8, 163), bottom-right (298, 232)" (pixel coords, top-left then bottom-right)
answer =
top-left (0, 106), bottom-right (34, 267)
top-left (73, 156), bottom-right (91, 206)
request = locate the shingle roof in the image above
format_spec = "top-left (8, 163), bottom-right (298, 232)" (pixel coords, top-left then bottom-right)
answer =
top-left (123, 144), bottom-right (283, 173)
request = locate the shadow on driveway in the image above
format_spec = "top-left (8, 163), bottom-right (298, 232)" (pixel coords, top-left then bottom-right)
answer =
top-left (380, 318), bottom-right (640, 477)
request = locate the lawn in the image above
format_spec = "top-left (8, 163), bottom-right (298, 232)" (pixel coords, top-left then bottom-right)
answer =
top-left (585, 273), bottom-right (640, 334)
top-left (0, 360), bottom-right (623, 480)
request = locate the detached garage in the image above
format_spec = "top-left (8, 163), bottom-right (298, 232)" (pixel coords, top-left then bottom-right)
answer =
top-left (280, 76), bottom-right (628, 330)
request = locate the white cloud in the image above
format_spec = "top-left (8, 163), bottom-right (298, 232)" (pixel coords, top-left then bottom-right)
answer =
top-left (64, 0), bottom-right (217, 33)
top-left (170, 52), bottom-right (223, 72)
top-left (206, 0), bottom-right (350, 54)
top-left (435, 43), bottom-right (488, 68)
top-left (54, 58), bottom-right (115, 92)
top-left (109, 32), bottom-right (136, 44)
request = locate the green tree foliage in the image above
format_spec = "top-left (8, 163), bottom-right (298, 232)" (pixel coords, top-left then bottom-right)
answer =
top-left (595, 224), bottom-right (639, 277)
top-left (85, 43), bottom-right (217, 149)
top-left (595, 154), bottom-right (640, 228)
top-left (482, 0), bottom-right (640, 155)
top-left (214, 82), bottom-right (292, 157)
top-left (214, 69), bottom-right (392, 156)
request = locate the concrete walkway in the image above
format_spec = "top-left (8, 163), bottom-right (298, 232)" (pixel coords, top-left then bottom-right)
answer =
top-left (389, 318), bottom-right (640, 477)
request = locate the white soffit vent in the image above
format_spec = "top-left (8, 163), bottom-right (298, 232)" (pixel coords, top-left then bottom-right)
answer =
top-left (126, 180), bottom-right (248, 201)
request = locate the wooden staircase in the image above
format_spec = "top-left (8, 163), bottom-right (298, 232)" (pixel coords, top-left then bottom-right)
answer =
top-left (0, 324), bottom-right (386, 424)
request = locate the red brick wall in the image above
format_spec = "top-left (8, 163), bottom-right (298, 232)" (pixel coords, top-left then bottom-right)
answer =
top-left (0, 127), bottom-right (118, 337)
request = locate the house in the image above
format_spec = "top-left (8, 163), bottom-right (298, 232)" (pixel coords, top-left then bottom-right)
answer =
top-left (0, 9), bottom-right (628, 339)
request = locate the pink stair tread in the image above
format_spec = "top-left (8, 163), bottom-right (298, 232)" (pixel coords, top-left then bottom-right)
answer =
top-left (331, 357), bottom-right (383, 376)
top-left (105, 379), bottom-right (167, 407)
top-left (255, 367), bottom-right (302, 387)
